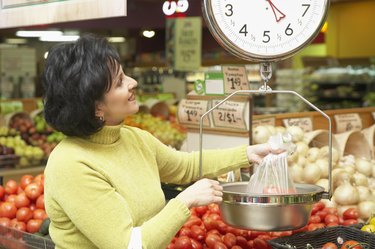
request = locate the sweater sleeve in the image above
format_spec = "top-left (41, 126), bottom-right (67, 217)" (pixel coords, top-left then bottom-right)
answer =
top-left (46, 159), bottom-right (191, 249)
top-left (138, 129), bottom-right (250, 184)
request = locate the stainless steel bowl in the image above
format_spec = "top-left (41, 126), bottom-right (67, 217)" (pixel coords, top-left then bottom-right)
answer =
top-left (220, 182), bottom-right (325, 231)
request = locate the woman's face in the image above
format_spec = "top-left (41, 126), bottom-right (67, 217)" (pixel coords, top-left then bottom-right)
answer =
top-left (96, 65), bottom-right (139, 125)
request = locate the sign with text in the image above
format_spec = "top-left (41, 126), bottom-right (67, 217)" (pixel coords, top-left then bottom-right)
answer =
top-left (253, 117), bottom-right (276, 128)
top-left (167, 17), bottom-right (202, 71)
top-left (334, 113), bottom-right (363, 133)
top-left (205, 72), bottom-right (225, 95)
top-left (177, 99), bottom-right (210, 127)
top-left (0, 0), bottom-right (126, 29)
top-left (283, 117), bottom-right (313, 132)
top-left (211, 100), bottom-right (247, 131)
top-left (222, 65), bottom-right (249, 94)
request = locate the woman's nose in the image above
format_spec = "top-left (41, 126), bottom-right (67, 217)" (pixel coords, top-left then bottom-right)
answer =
top-left (128, 77), bottom-right (138, 89)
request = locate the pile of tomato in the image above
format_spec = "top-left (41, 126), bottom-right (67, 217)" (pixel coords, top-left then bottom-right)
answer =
top-left (167, 202), bottom-right (359, 249)
top-left (0, 174), bottom-right (47, 234)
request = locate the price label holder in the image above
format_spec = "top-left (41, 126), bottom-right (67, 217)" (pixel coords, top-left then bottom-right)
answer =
top-left (211, 100), bottom-right (247, 131)
top-left (204, 72), bottom-right (225, 95)
top-left (334, 113), bottom-right (362, 133)
top-left (253, 117), bottom-right (276, 128)
top-left (283, 117), bottom-right (313, 132)
top-left (177, 99), bottom-right (210, 127)
top-left (222, 65), bottom-right (249, 94)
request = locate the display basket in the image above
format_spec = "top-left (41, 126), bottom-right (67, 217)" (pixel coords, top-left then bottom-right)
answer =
top-left (0, 224), bottom-right (54, 249)
top-left (268, 225), bottom-right (375, 249)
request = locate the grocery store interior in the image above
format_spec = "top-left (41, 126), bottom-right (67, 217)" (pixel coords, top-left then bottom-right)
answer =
top-left (0, 0), bottom-right (374, 248)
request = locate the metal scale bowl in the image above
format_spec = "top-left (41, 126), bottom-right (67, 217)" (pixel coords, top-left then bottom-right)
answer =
top-left (199, 63), bottom-right (333, 231)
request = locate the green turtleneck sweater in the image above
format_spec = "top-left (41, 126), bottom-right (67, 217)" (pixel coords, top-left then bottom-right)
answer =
top-left (44, 125), bottom-right (249, 249)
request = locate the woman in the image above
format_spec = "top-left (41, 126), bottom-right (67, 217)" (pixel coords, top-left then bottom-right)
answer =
top-left (43, 34), bottom-right (276, 249)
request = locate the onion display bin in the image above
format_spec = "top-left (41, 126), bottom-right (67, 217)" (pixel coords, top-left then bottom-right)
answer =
top-left (268, 225), bottom-right (375, 249)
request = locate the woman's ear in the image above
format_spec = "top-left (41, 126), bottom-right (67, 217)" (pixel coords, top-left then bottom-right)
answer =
top-left (95, 101), bottom-right (105, 117)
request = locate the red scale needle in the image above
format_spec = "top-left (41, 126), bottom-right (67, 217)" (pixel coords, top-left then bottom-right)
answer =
top-left (267, 0), bottom-right (286, 22)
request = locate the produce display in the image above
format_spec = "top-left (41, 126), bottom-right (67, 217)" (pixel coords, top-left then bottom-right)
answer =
top-left (252, 125), bottom-right (375, 222)
top-left (167, 202), bottom-right (359, 249)
top-left (124, 113), bottom-right (186, 149)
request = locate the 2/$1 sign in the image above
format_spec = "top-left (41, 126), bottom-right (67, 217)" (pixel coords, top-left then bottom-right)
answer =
top-left (163, 0), bottom-right (189, 16)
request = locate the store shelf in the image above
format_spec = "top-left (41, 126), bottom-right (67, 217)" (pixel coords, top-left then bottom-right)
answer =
top-left (0, 165), bottom-right (45, 184)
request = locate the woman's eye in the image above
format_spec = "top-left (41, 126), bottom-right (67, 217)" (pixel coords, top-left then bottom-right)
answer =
top-left (117, 77), bottom-right (123, 86)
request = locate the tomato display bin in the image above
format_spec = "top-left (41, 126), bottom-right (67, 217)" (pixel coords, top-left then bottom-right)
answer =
top-left (0, 225), bottom-right (54, 249)
top-left (268, 225), bottom-right (375, 249)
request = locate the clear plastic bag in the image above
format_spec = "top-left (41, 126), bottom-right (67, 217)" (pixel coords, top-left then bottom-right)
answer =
top-left (247, 133), bottom-right (297, 195)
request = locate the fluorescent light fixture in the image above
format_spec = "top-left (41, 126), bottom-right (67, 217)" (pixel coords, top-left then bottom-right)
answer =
top-left (5, 38), bottom-right (27, 44)
top-left (107, 37), bottom-right (126, 43)
top-left (142, 30), bottom-right (155, 38)
top-left (16, 30), bottom-right (63, 37)
top-left (40, 35), bottom-right (80, 42)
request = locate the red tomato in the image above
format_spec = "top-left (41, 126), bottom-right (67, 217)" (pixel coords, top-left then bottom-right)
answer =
top-left (190, 238), bottom-right (202, 249)
top-left (316, 210), bottom-right (328, 221)
top-left (29, 203), bottom-right (36, 211)
top-left (20, 175), bottom-right (34, 190)
top-left (5, 180), bottom-right (18, 195)
top-left (222, 233), bottom-right (236, 248)
top-left (16, 207), bottom-right (33, 223)
top-left (190, 225), bottom-right (206, 242)
top-left (326, 222), bottom-right (339, 227)
top-left (5, 194), bottom-right (17, 204)
top-left (270, 231), bottom-right (293, 238)
top-left (235, 236), bottom-right (249, 249)
top-left (195, 206), bottom-right (208, 217)
top-left (35, 195), bottom-right (45, 210)
top-left (17, 186), bottom-right (24, 194)
top-left (203, 217), bottom-right (219, 231)
top-left (166, 243), bottom-right (175, 249)
top-left (343, 208), bottom-right (359, 220)
top-left (342, 219), bottom-right (358, 226)
top-left (324, 214), bottom-right (339, 225)
top-left (0, 202), bottom-right (17, 219)
top-left (14, 193), bottom-right (31, 209)
top-left (213, 242), bottom-right (228, 249)
top-left (216, 220), bottom-right (228, 234)
top-left (323, 207), bottom-right (338, 216)
top-left (33, 174), bottom-right (45, 186)
top-left (205, 233), bottom-right (222, 248)
top-left (253, 238), bottom-right (271, 249)
top-left (10, 220), bottom-right (26, 232)
top-left (26, 219), bottom-right (43, 234)
top-left (322, 242), bottom-right (338, 249)
top-left (179, 227), bottom-right (192, 237)
top-left (307, 223), bottom-right (325, 231)
top-left (25, 183), bottom-right (43, 200)
top-left (209, 213), bottom-right (221, 221)
top-left (312, 202), bottom-right (325, 215)
top-left (0, 185), bottom-right (5, 200)
top-left (207, 204), bottom-right (220, 214)
top-left (340, 240), bottom-right (363, 249)
top-left (309, 215), bottom-right (321, 224)
top-left (207, 229), bottom-right (221, 236)
top-left (33, 209), bottom-right (48, 220)
top-left (231, 246), bottom-right (242, 249)
top-left (0, 217), bottom-right (11, 227)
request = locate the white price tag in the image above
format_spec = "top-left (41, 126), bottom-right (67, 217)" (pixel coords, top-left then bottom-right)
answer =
top-left (334, 113), bottom-right (362, 133)
top-left (222, 65), bottom-right (249, 94)
top-left (283, 117), bottom-right (313, 132)
top-left (211, 100), bottom-right (247, 130)
top-left (253, 117), bottom-right (276, 128)
top-left (177, 99), bottom-right (210, 127)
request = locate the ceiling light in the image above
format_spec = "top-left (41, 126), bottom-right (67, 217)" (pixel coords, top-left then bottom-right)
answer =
top-left (5, 38), bottom-right (28, 44)
top-left (142, 30), bottom-right (155, 38)
top-left (107, 37), bottom-right (126, 43)
top-left (16, 30), bottom-right (63, 37)
top-left (40, 35), bottom-right (80, 42)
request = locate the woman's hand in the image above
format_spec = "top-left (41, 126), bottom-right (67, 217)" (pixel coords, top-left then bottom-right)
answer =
top-left (176, 178), bottom-right (223, 209)
top-left (246, 143), bottom-right (284, 164)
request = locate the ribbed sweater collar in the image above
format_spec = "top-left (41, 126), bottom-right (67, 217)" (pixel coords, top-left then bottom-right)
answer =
top-left (87, 124), bottom-right (123, 144)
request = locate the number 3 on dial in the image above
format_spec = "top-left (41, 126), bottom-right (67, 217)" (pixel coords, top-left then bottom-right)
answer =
top-left (203, 0), bottom-right (330, 62)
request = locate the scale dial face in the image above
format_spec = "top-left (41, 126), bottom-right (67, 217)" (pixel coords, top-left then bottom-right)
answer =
top-left (203, 0), bottom-right (330, 62)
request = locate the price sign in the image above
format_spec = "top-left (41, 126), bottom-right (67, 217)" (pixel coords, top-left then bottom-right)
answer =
top-left (283, 117), bottom-right (313, 132)
top-left (334, 113), bottom-right (362, 133)
top-left (205, 72), bottom-right (224, 95)
top-left (177, 99), bottom-right (210, 127)
top-left (253, 117), bottom-right (276, 128)
top-left (211, 100), bottom-right (247, 130)
top-left (222, 65), bottom-right (249, 94)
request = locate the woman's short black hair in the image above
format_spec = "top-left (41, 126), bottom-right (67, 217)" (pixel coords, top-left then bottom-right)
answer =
top-left (42, 33), bottom-right (120, 137)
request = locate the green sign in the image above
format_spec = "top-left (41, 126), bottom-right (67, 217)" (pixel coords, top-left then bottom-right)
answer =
top-left (204, 72), bottom-right (225, 96)
top-left (166, 17), bottom-right (202, 71)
